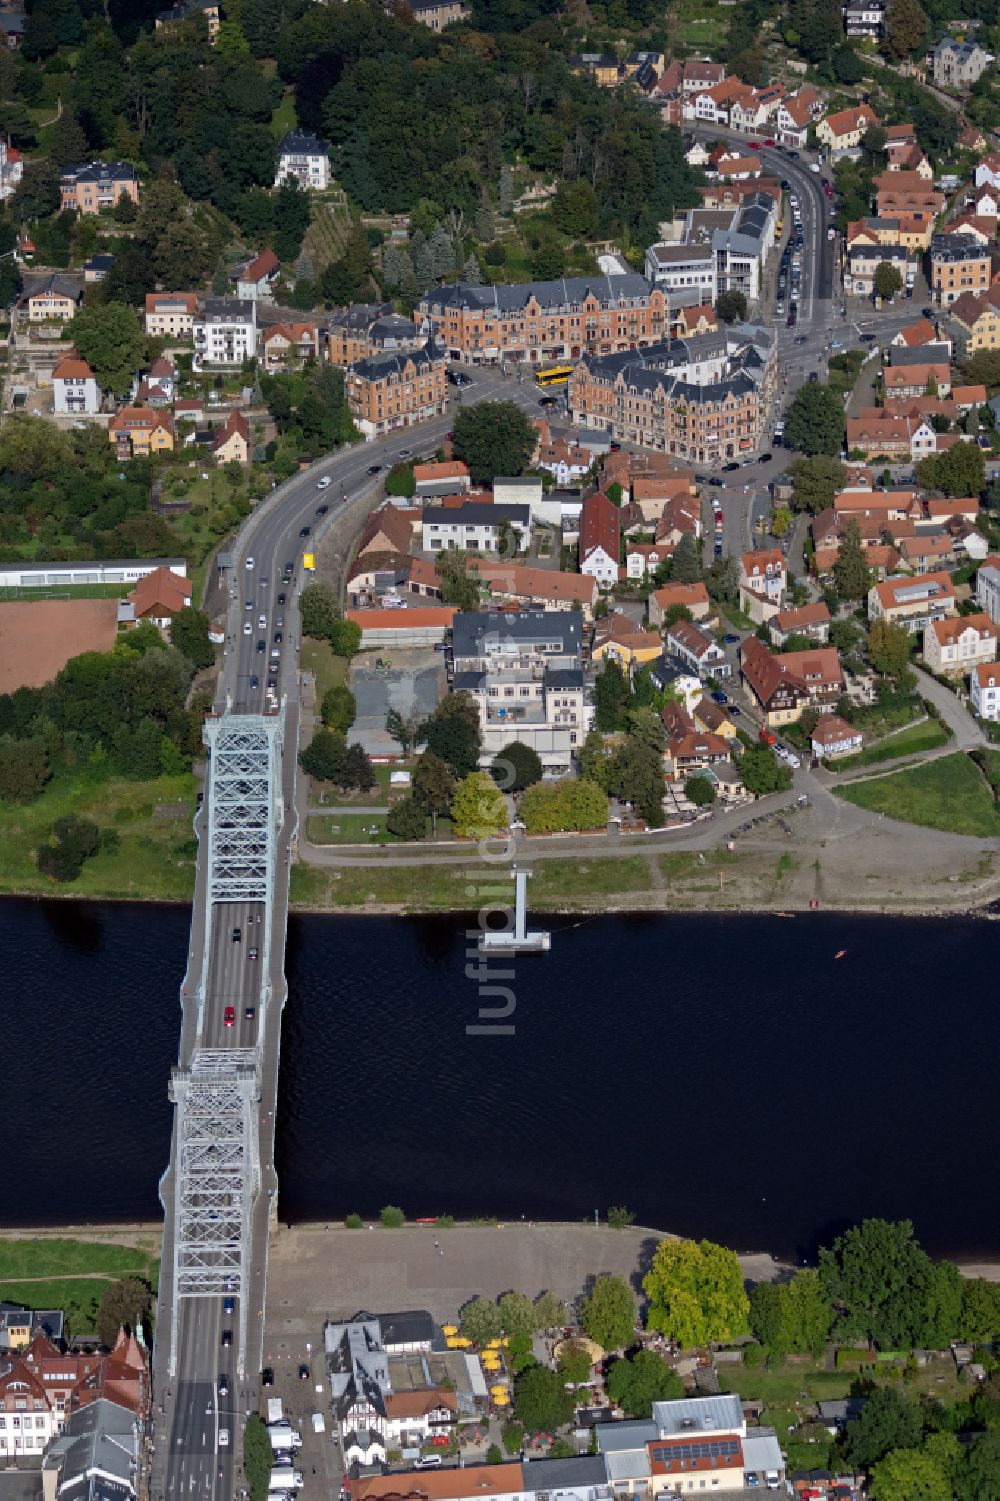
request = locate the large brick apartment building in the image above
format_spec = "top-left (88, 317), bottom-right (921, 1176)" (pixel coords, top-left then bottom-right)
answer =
top-left (345, 342), bottom-right (447, 439)
top-left (568, 326), bottom-right (777, 461)
top-left (417, 274), bottom-right (667, 365)
top-left (327, 302), bottom-right (424, 366)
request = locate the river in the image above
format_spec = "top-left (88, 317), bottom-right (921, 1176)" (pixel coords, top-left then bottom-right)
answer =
top-left (3, 898), bottom-right (993, 1262)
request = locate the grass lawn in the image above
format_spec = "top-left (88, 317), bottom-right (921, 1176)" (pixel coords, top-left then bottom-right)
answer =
top-left (290, 855), bottom-right (654, 909)
top-left (835, 753), bottom-right (1000, 837)
top-left (307, 812), bottom-right (453, 845)
top-left (0, 770), bottom-right (198, 901)
top-left (0, 1238), bottom-right (158, 1283)
top-left (832, 717), bottom-right (950, 770)
top-left (0, 583), bottom-right (128, 602)
top-left (674, 0), bottom-right (729, 46)
top-left (300, 639), bottom-right (349, 701)
top-left (270, 90), bottom-right (297, 138)
top-left (0, 1279), bottom-right (109, 1337)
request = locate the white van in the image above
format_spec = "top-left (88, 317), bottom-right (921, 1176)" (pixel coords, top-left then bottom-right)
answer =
top-left (270, 1466), bottom-right (304, 1490)
top-left (219, 1430), bottom-right (229, 1449)
top-left (415, 1456), bottom-right (442, 1469)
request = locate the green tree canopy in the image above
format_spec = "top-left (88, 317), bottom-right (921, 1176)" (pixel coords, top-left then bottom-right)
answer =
top-left (784, 382), bottom-right (846, 456)
top-left (819, 1217), bottom-right (935, 1350)
top-left (785, 454), bottom-right (844, 515)
top-left (580, 1274), bottom-right (636, 1351)
top-left (321, 683), bottom-right (357, 733)
top-left (451, 770), bottom-right (508, 838)
top-left (833, 520), bottom-right (871, 601)
top-left (461, 1295), bottom-right (503, 1346)
top-left (452, 401), bottom-right (537, 487)
top-left (299, 581), bottom-right (341, 641)
top-left (644, 1237), bottom-right (750, 1348)
top-left (715, 290), bottom-right (748, 323)
top-left (169, 607), bottom-right (215, 670)
top-left (874, 262), bottom-right (903, 301)
top-left (69, 302), bottom-right (147, 397)
top-left (867, 619), bottom-right (912, 679)
top-left (514, 1365), bottom-right (574, 1432)
top-left (868, 1444), bottom-right (951, 1501)
top-left (422, 693), bottom-right (482, 777)
top-left (37, 813), bottom-right (100, 882)
top-left (491, 739), bottom-right (543, 792)
top-left (842, 1387), bottom-right (922, 1468)
top-left (606, 1350), bottom-right (684, 1418)
top-left (96, 1275), bottom-right (153, 1347)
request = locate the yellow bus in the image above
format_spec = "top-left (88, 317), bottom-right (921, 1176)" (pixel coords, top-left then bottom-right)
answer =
top-left (535, 363), bottom-right (573, 387)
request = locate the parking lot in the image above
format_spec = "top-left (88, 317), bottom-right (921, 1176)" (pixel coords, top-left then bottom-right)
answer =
top-left (349, 648), bottom-right (445, 758)
top-left (259, 1337), bottom-right (343, 1500)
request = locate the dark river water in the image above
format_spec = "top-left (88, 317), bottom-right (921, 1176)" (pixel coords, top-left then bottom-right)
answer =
top-left (3, 898), bottom-right (995, 1262)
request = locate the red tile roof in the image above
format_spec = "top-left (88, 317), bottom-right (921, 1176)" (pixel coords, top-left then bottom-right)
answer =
top-left (579, 490), bottom-right (620, 563)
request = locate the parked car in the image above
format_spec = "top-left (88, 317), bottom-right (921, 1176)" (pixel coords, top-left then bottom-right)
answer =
top-left (711, 690), bottom-right (728, 704)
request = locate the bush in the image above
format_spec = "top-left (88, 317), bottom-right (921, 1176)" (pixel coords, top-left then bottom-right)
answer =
top-left (487, 1443), bottom-right (503, 1464)
top-left (37, 814), bottom-right (100, 882)
top-left (244, 1414), bottom-right (273, 1501)
top-left (743, 1343), bottom-right (764, 1369)
top-left (344, 1212), bottom-right (363, 1229)
top-left (501, 1421), bottom-right (524, 1456)
top-left (435, 1215), bottom-right (455, 1228)
top-left (387, 794), bottom-right (427, 841)
top-left (380, 1204), bottom-right (405, 1228)
top-left (608, 1205), bottom-right (635, 1229)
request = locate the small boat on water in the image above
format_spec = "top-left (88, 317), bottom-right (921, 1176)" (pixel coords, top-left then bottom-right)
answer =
top-left (772, 911), bottom-right (795, 918)
top-left (835, 949), bottom-right (847, 959)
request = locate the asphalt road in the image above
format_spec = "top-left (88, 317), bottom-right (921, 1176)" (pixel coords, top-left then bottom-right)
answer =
top-left (153, 363), bottom-right (541, 1501)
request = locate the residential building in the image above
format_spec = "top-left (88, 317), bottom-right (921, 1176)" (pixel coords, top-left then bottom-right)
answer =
top-left (327, 303), bottom-right (423, 366)
top-left (409, 0), bottom-right (471, 27)
top-left (578, 491), bottom-right (620, 590)
top-left (52, 356), bottom-right (99, 415)
top-left (599, 1394), bottom-right (784, 1496)
top-left (193, 299), bottom-right (256, 367)
top-left (466, 560), bottom-right (599, 620)
top-left (648, 581), bottom-right (711, 627)
top-left (213, 410), bottom-right (251, 464)
top-left (868, 571), bottom-right (957, 630)
top-left (59, 161), bottom-right (139, 215)
top-left (127, 565), bottom-right (193, 627)
top-left (692, 695), bottom-right (737, 741)
top-left (108, 408), bottom-right (174, 459)
top-left (452, 610), bottom-right (588, 769)
top-left (932, 36), bottom-right (993, 89)
top-left (0, 15), bottom-right (24, 50)
top-left (930, 234), bottom-right (991, 305)
top-left (883, 360), bottom-right (951, 399)
top-left (346, 343), bottom-right (447, 440)
top-left (325, 1313), bottom-right (442, 1467)
top-left (767, 601), bottom-right (831, 646)
top-left (844, 241), bottom-right (911, 298)
top-left (42, 1398), bottom-right (140, 1501)
top-left (816, 104), bottom-right (877, 153)
top-left (681, 59), bottom-right (726, 93)
top-left (260, 322), bottom-right (320, 366)
top-left (0, 1307), bottom-right (64, 1353)
top-left (24, 275), bottom-right (81, 322)
top-left (417, 275), bottom-right (667, 365)
top-left (843, 0), bottom-right (885, 37)
top-left (144, 291), bottom-right (198, 339)
top-left (949, 286), bottom-right (1000, 350)
top-left (665, 618), bottom-right (731, 678)
top-left (234, 248), bottom-right (279, 301)
top-left (739, 637), bottom-right (808, 726)
top-left (972, 661), bottom-right (1000, 720)
top-left (568, 53), bottom-right (620, 87)
top-left (0, 1330), bottom-right (147, 1461)
top-left (421, 501), bottom-right (530, 554)
top-left (624, 542), bottom-right (672, 579)
top-left (845, 415), bottom-right (935, 461)
top-left (873, 170), bottom-right (944, 219)
top-left (83, 253), bottom-right (114, 283)
top-left (534, 437), bottom-right (592, 487)
top-left (811, 713), bottom-right (863, 758)
top-left (643, 242), bottom-right (718, 303)
top-left (923, 612), bottom-right (997, 675)
top-left (274, 129), bottom-right (330, 190)
top-left (413, 460), bottom-right (471, 499)
top-left (568, 326), bottom-right (777, 462)
top-left (739, 547), bottom-right (786, 617)
top-left (976, 554), bottom-right (1000, 623)
top-left (775, 92), bottom-right (815, 148)
top-left (155, 0), bottom-right (220, 37)
top-left (0, 135), bottom-right (21, 200)
top-left (593, 613), bottom-right (663, 668)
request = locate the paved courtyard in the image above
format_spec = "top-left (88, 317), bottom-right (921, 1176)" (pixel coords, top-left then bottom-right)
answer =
top-left (349, 648), bottom-right (445, 758)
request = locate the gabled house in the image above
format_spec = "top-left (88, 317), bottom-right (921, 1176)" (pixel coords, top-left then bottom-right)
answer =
top-left (260, 321), bottom-right (319, 366)
top-left (923, 612), bottom-right (997, 676)
top-left (648, 580), bottom-right (711, 627)
top-left (274, 129), bottom-right (330, 190)
top-left (767, 601), bottom-right (831, 646)
top-left (109, 407), bottom-right (174, 458)
top-left (816, 103), bottom-right (877, 153)
top-left (233, 248), bottom-right (279, 301)
top-left (52, 355), bottom-right (99, 415)
top-left (739, 635), bottom-right (808, 727)
top-left (739, 547), bottom-right (786, 620)
top-left (868, 571), bottom-right (957, 631)
top-left (578, 491), bottom-right (620, 590)
top-left (213, 409), bottom-right (251, 464)
top-left (972, 662), bottom-right (1000, 720)
top-left (811, 713), bottom-right (862, 759)
top-left (665, 618), bottom-right (731, 678)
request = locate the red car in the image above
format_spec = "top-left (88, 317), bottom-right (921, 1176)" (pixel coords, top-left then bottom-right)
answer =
top-left (764, 137), bottom-right (775, 147)
top-left (224, 1006), bottom-right (236, 1027)
top-left (748, 140), bottom-right (762, 149)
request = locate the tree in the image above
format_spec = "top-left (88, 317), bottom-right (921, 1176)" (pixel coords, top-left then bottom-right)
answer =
top-left (684, 774), bottom-right (716, 807)
top-left (385, 706), bottom-right (424, 756)
top-left (452, 771), bottom-right (507, 838)
top-left (12, 159), bottom-right (60, 222)
top-left (833, 42), bottom-right (866, 83)
top-left (321, 684), bottom-right (356, 733)
top-left (842, 1387), bottom-right (921, 1468)
top-left (594, 661), bottom-right (629, 730)
top-left (96, 1276), bottom-right (152, 1347)
top-left (956, 1431), bottom-right (1000, 1501)
top-left (558, 1340), bottom-right (594, 1385)
top-left (491, 740), bottom-right (543, 792)
top-left (412, 750), bottom-right (457, 827)
top-left (869, 1446), bottom-right (951, 1501)
top-left (606, 1351), bottom-right (684, 1418)
top-left (37, 814), bottom-right (100, 882)
top-left (605, 734), bottom-right (665, 825)
top-left (883, 0), bottom-right (929, 58)
top-left (738, 744), bottom-right (792, 797)
top-left (534, 1292), bottom-right (566, 1330)
top-left (169, 608), bottom-right (215, 670)
top-left (552, 178), bottom-right (600, 238)
top-left (780, 453), bottom-right (846, 513)
top-left (452, 401), bottom-right (536, 486)
top-left (580, 1274), bottom-right (636, 1351)
top-left (715, 289), bottom-right (748, 323)
top-left (919, 440), bottom-right (985, 499)
top-left (499, 1292), bottom-right (538, 1340)
top-left (961, 1278), bottom-right (1000, 1342)
top-left (50, 110), bottom-right (88, 168)
top-left (924, 1259), bottom-right (964, 1350)
top-left (784, 382), bottom-right (846, 456)
top-left (299, 582), bottom-right (341, 641)
top-left (874, 262), bottom-right (903, 301)
top-left (331, 619), bottom-right (362, 659)
top-left (779, 1269), bottom-right (834, 1356)
top-left (70, 303), bottom-right (147, 398)
top-left (819, 1217), bottom-right (934, 1350)
top-left (299, 728), bottom-right (346, 783)
top-left (423, 693), bottom-right (481, 777)
top-left (461, 1296), bottom-right (503, 1345)
top-left (386, 794), bottom-right (426, 840)
top-left (644, 1237), bottom-right (750, 1348)
top-left (867, 619), bottom-right (912, 679)
top-left (0, 734), bottom-right (49, 801)
top-left (672, 532), bottom-right (702, 584)
top-left (833, 520), bottom-right (871, 601)
top-left (748, 1281), bottom-right (784, 1351)
top-left (244, 1414), bottom-right (273, 1501)
top-left (343, 742), bottom-right (375, 792)
top-left (514, 1365), bottom-right (574, 1432)
top-left (964, 350), bottom-right (1000, 390)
